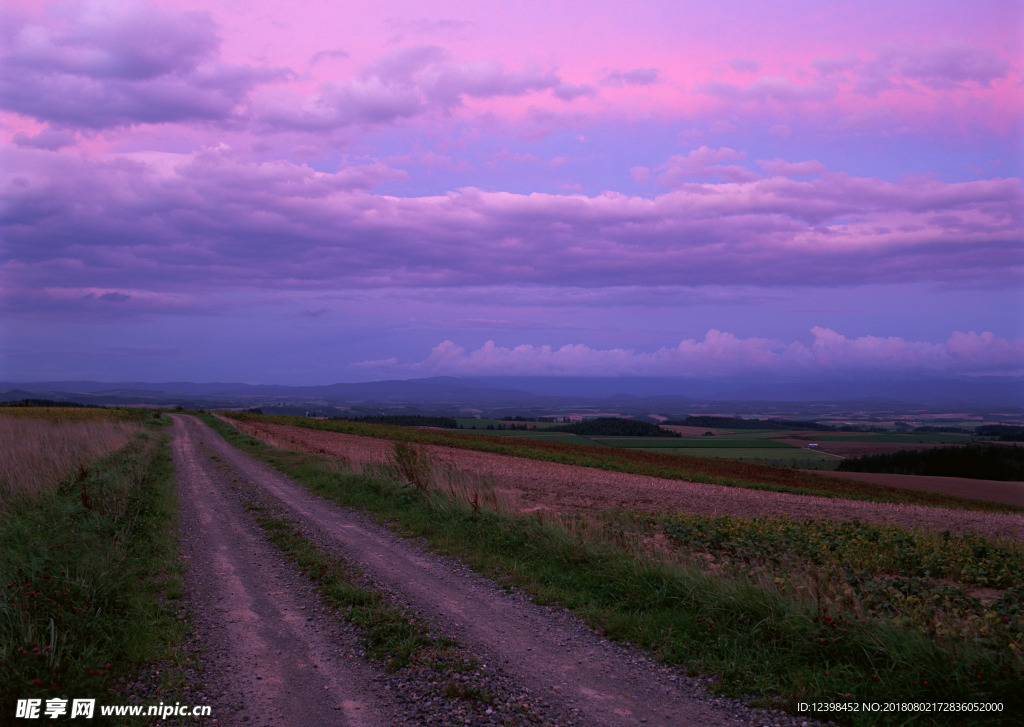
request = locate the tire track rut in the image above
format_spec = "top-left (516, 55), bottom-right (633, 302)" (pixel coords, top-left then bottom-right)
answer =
top-left (174, 414), bottom-right (791, 727)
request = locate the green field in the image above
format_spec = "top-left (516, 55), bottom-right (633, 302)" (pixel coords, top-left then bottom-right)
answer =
top-left (792, 432), bottom-right (976, 444)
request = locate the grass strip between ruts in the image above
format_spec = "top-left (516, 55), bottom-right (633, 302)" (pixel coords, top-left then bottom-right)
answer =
top-left (239, 495), bottom-right (465, 675)
top-left (200, 413), bottom-right (1022, 726)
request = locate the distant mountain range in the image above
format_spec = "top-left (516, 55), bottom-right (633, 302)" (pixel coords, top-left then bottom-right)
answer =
top-left (2, 375), bottom-right (1021, 418)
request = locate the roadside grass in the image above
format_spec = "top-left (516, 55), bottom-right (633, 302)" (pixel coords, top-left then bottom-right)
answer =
top-left (0, 409), bottom-right (160, 512)
top-left (0, 418), bottom-right (190, 717)
top-left (225, 412), bottom-right (1024, 514)
top-left (0, 407), bottom-right (147, 422)
top-left (202, 414), bottom-right (1023, 725)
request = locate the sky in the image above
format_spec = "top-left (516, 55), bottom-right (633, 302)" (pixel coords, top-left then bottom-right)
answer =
top-left (1, 0), bottom-right (1022, 385)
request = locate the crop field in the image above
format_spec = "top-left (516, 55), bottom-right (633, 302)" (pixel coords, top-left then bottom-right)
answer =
top-left (598, 437), bottom-right (799, 448)
top-left (404, 424), bottom-right (989, 471)
top-left (227, 412), bottom-right (1024, 512)
top-left (637, 447), bottom-right (841, 468)
top-left (480, 431), bottom-right (601, 445)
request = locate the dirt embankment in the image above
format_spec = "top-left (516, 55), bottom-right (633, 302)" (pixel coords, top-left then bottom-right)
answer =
top-left (230, 418), bottom-right (1024, 542)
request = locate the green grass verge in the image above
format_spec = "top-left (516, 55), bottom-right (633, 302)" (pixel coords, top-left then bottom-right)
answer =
top-left (201, 414), bottom-right (1023, 726)
top-left (224, 412), bottom-right (1024, 514)
top-left (0, 423), bottom-right (190, 717)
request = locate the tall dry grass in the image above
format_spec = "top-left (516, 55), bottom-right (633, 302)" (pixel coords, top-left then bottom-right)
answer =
top-left (0, 415), bottom-right (141, 509)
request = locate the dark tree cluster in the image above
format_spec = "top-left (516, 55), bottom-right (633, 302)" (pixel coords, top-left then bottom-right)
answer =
top-left (0, 398), bottom-right (95, 408)
top-left (837, 444), bottom-right (1024, 481)
top-left (977, 425), bottom-right (1024, 442)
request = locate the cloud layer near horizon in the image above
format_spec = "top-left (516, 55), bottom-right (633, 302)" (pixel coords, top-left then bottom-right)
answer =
top-left (1, 0), bottom-right (1021, 384)
top-left (356, 328), bottom-right (1024, 378)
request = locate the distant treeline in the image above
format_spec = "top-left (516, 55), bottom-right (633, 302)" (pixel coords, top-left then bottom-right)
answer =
top-left (977, 425), bottom-right (1024, 442)
top-left (335, 414), bottom-right (459, 428)
top-left (550, 417), bottom-right (681, 437)
top-left (838, 444), bottom-right (1024, 481)
top-left (0, 398), bottom-right (97, 409)
top-left (664, 416), bottom-right (836, 431)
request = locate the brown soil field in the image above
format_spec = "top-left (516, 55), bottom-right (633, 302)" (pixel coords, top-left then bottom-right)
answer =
top-left (229, 418), bottom-right (1024, 542)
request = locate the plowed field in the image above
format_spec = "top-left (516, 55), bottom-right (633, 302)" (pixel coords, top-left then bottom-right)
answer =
top-left (230, 418), bottom-right (1024, 542)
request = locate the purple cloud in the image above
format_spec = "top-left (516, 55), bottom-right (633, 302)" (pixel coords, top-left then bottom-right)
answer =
top-left (654, 146), bottom-right (760, 184)
top-left (310, 49), bottom-right (351, 66)
top-left (756, 158), bottom-right (827, 177)
top-left (729, 58), bottom-right (761, 74)
top-left (3, 143), bottom-right (1019, 314)
top-left (811, 55), bottom-right (861, 77)
top-left (898, 45), bottom-right (1010, 89)
top-left (852, 44), bottom-right (1011, 96)
top-left (260, 45), bottom-right (562, 130)
top-left (552, 82), bottom-right (597, 101)
top-left (600, 68), bottom-right (660, 87)
top-left (0, 1), bottom-right (281, 128)
top-left (12, 127), bottom-right (77, 150)
top-left (699, 76), bottom-right (835, 103)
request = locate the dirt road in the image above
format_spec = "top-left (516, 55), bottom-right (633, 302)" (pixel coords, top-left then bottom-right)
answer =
top-left (171, 415), bottom-right (791, 726)
top-left (172, 415), bottom-right (397, 726)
